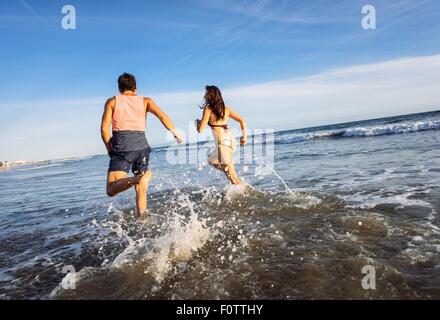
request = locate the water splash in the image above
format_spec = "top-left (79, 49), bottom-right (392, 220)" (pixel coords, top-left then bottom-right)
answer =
top-left (261, 163), bottom-right (321, 208)
top-left (50, 174), bottom-right (212, 297)
top-left (262, 163), bottom-right (293, 194)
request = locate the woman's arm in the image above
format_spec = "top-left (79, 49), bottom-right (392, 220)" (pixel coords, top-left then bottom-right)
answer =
top-left (229, 108), bottom-right (247, 145)
top-left (196, 107), bottom-right (211, 133)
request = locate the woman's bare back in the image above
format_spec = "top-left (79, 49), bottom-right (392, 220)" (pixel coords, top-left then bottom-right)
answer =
top-left (209, 107), bottom-right (231, 126)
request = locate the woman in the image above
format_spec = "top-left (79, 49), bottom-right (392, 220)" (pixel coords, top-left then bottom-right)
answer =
top-left (195, 85), bottom-right (247, 185)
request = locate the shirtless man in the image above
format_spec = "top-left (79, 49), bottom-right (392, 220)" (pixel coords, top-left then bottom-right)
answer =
top-left (101, 73), bottom-right (184, 219)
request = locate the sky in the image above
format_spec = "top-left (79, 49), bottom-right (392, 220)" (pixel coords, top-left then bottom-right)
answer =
top-left (1, 0), bottom-right (440, 161)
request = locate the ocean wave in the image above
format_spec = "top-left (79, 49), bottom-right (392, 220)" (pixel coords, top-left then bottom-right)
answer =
top-left (17, 164), bottom-right (62, 171)
top-left (342, 119), bottom-right (440, 137)
top-left (276, 118), bottom-right (440, 145)
top-left (1, 156), bottom-right (97, 171)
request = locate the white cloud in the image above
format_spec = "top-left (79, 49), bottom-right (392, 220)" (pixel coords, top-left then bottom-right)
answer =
top-left (153, 54), bottom-right (440, 130)
top-left (196, 0), bottom-right (333, 24)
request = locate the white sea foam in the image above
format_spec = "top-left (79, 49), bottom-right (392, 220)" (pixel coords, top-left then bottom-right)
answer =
top-left (50, 182), bottom-right (212, 298)
top-left (17, 163), bottom-right (62, 171)
top-left (345, 191), bottom-right (437, 220)
top-left (275, 118), bottom-right (440, 145)
top-left (343, 119), bottom-right (440, 137)
top-left (276, 130), bottom-right (340, 144)
top-left (225, 182), bottom-right (249, 202)
top-left (109, 210), bottom-right (210, 283)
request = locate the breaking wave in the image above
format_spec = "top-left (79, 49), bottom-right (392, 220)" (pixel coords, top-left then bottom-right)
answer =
top-left (276, 118), bottom-right (440, 145)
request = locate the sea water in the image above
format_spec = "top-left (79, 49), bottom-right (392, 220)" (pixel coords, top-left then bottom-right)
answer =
top-left (0, 110), bottom-right (439, 299)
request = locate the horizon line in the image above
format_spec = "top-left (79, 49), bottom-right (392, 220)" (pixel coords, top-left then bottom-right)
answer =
top-left (3, 108), bottom-right (438, 164)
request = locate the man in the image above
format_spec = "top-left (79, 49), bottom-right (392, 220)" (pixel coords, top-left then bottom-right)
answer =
top-left (101, 73), bottom-right (184, 219)
top-left (0, 161), bottom-right (9, 172)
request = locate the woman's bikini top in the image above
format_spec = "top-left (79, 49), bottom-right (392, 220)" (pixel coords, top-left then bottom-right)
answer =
top-left (208, 122), bottom-right (229, 131)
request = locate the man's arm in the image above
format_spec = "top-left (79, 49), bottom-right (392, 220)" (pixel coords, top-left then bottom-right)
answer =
top-left (101, 97), bottom-right (115, 154)
top-left (229, 108), bottom-right (247, 145)
top-left (146, 97), bottom-right (184, 144)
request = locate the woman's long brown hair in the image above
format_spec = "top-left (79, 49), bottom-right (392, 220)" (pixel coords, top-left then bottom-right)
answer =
top-left (202, 85), bottom-right (226, 120)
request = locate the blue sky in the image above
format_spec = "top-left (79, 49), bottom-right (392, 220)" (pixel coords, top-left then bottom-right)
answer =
top-left (1, 0), bottom-right (440, 161)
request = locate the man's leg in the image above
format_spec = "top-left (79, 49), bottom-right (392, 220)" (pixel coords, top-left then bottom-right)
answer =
top-left (107, 171), bottom-right (142, 197)
top-left (134, 171), bottom-right (153, 219)
top-left (131, 148), bottom-right (153, 219)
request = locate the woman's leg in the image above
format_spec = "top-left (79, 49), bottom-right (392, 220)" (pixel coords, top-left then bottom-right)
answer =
top-left (208, 149), bottom-right (223, 171)
top-left (224, 163), bottom-right (241, 185)
top-left (208, 146), bottom-right (241, 184)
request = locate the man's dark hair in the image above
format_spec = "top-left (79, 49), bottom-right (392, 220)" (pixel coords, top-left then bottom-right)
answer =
top-left (118, 73), bottom-right (137, 92)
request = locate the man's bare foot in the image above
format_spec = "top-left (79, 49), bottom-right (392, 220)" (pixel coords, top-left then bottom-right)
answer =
top-left (138, 209), bottom-right (148, 220)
